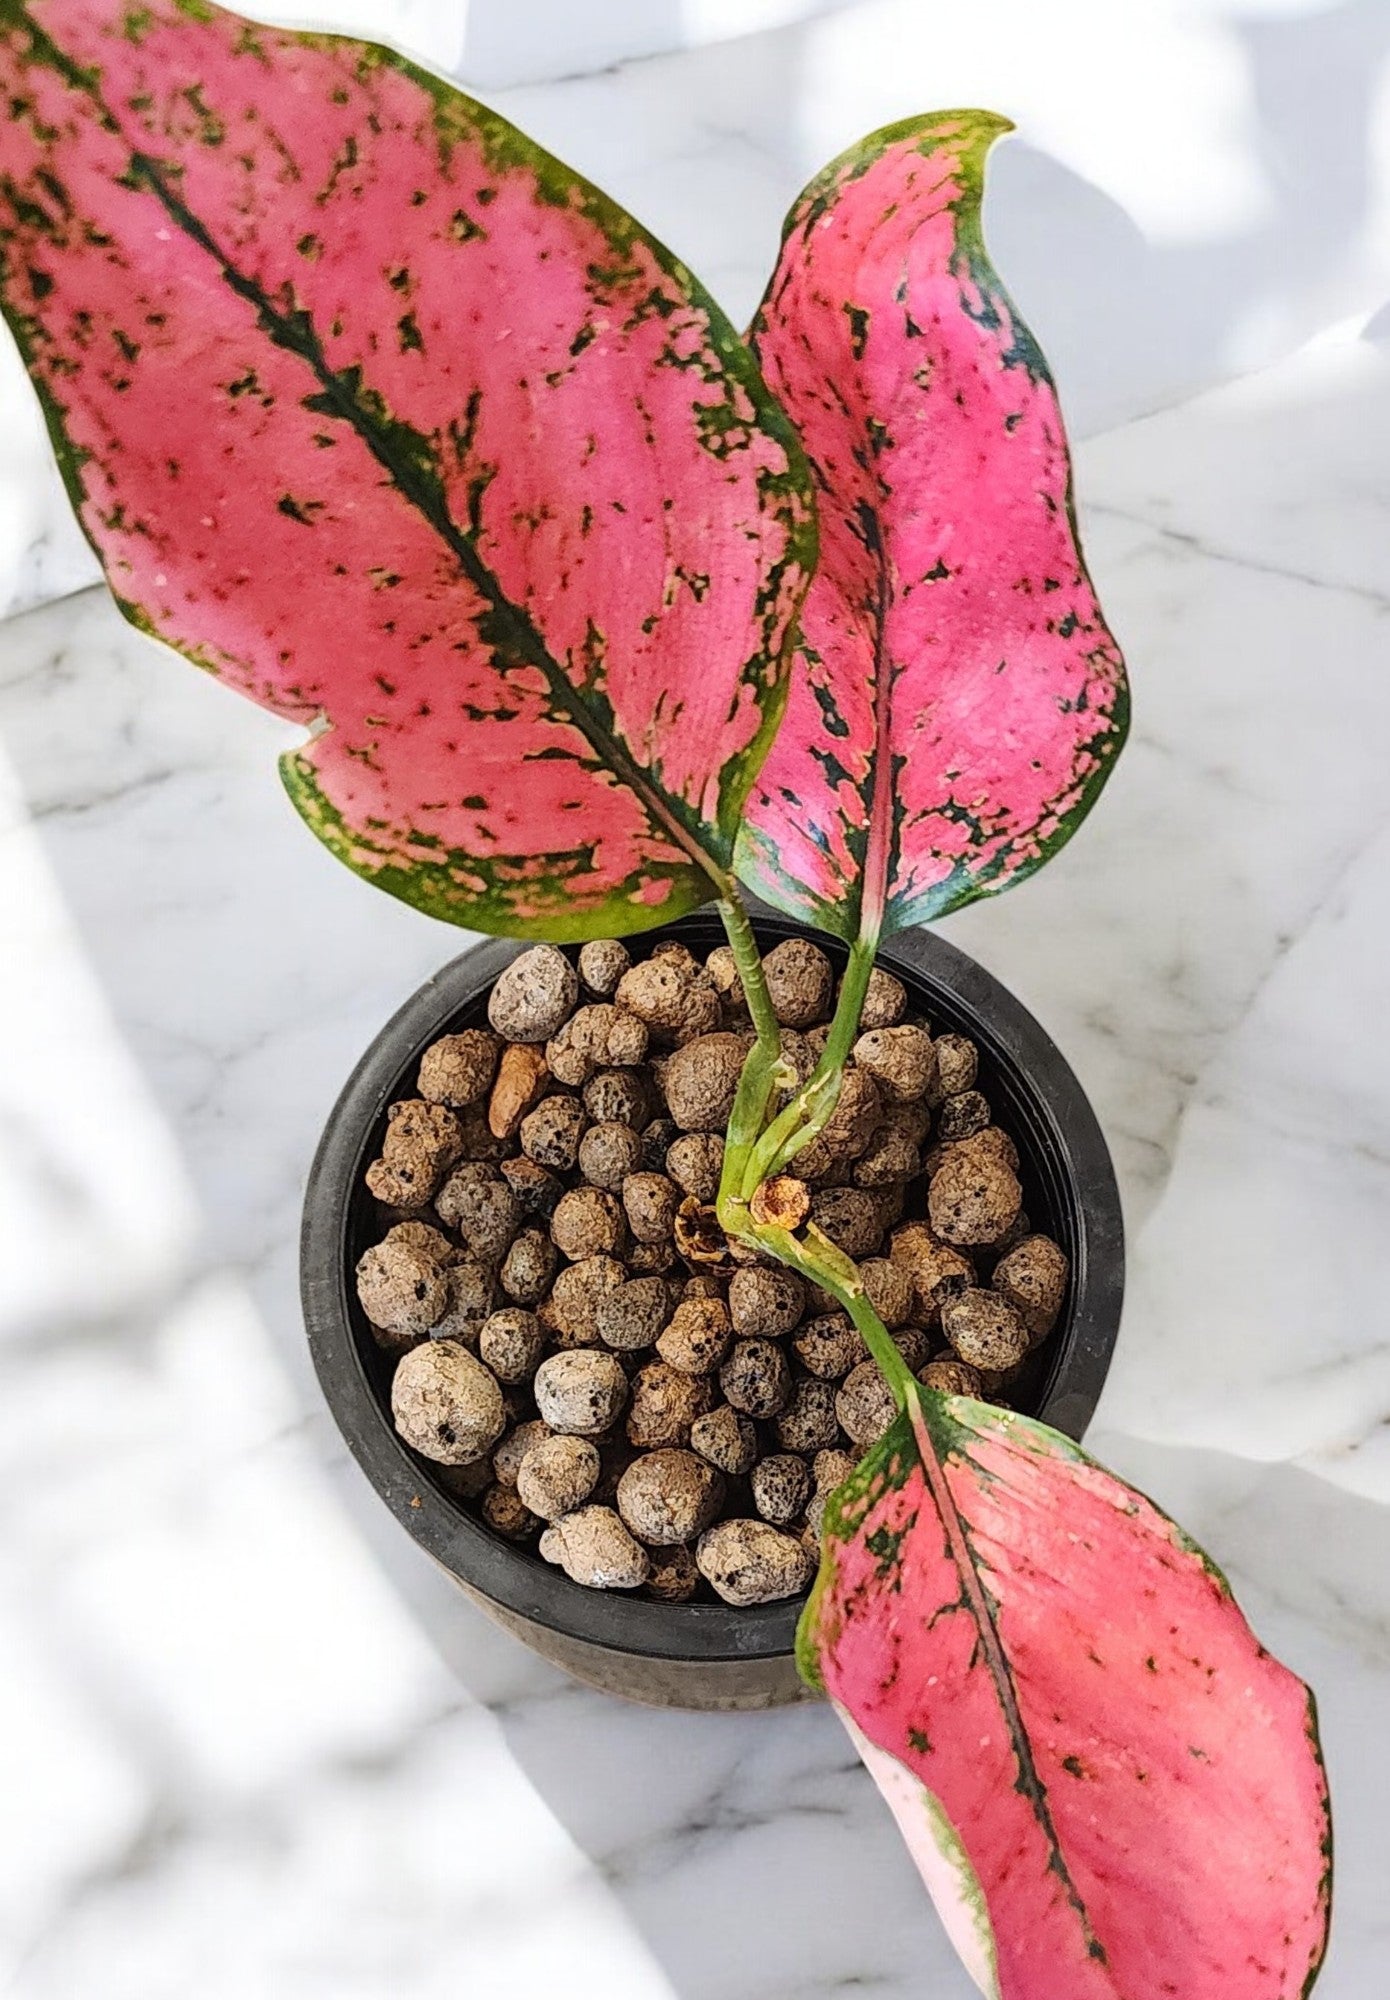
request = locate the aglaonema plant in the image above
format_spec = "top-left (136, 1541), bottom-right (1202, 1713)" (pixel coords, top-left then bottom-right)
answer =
top-left (0, 3), bottom-right (1330, 1994)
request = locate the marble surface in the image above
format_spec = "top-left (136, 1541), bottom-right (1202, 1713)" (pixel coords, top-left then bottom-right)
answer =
top-left (4, 6), bottom-right (1390, 1995)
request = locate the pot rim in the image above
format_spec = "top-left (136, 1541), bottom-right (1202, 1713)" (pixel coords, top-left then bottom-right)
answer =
top-left (301, 909), bottom-right (1124, 1664)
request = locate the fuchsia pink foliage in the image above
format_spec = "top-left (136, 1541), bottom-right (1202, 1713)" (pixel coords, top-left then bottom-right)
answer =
top-left (801, 1394), bottom-right (1331, 1999)
top-left (739, 113), bottom-right (1129, 941)
top-left (0, 0), bottom-right (813, 937)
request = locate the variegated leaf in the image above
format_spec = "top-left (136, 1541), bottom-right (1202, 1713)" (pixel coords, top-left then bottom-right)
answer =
top-left (0, 0), bottom-right (814, 938)
top-left (800, 1390), bottom-right (1332, 2000)
top-left (738, 112), bottom-right (1128, 942)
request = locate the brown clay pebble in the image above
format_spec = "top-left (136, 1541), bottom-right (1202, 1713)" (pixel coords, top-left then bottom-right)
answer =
top-left (689, 1404), bottom-right (758, 1475)
top-left (608, 1013), bottom-right (649, 1067)
top-left (918, 1358), bottom-right (985, 1396)
top-left (578, 938), bottom-right (630, 997)
top-left (547, 1004), bottom-right (648, 1087)
top-left (589, 1438), bottom-right (636, 1508)
top-left (640, 1117), bottom-right (679, 1171)
top-left (543, 1007), bottom-right (608, 1088)
top-left (645, 1545), bottom-right (700, 1602)
top-left (380, 1219), bottom-right (457, 1267)
top-left (762, 937), bottom-right (833, 1028)
top-left (628, 1241), bottom-right (677, 1276)
top-left (992, 1235), bottom-right (1069, 1339)
top-left (836, 1359), bottom-right (900, 1448)
top-left (853, 1114), bottom-right (921, 1189)
top-left (684, 1274), bottom-right (726, 1301)
top-left (808, 1187), bottom-right (884, 1259)
top-left (696, 1519), bottom-right (812, 1606)
top-left (948, 1125), bottom-right (1021, 1174)
top-left (657, 1296), bottom-right (733, 1375)
top-left (356, 1238), bottom-right (448, 1341)
top-left (488, 1043), bottom-right (551, 1140)
top-left (854, 966), bottom-right (907, 1030)
top-left (705, 944), bottom-right (745, 1011)
top-left (487, 945), bottom-right (579, 1042)
top-left (932, 1033), bottom-right (978, 1099)
top-left (478, 1307), bottom-right (544, 1384)
top-left (814, 1447), bottom-right (858, 1493)
top-left (520, 1094), bottom-right (587, 1172)
top-left (435, 1455), bottom-right (494, 1501)
top-left (936, 1089), bottom-right (992, 1143)
top-left (480, 1466), bottom-right (532, 1527)
top-left (621, 1171), bottom-right (679, 1244)
top-left (481, 1482), bottom-right (540, 1541)
top-left (382, 1098), bottom-right (465, 1168)
top-left (452, 1106), bottom-right (511, 1165)
top-left (792, 1312), bottom-right (866, 1381)
top-left (436, 1167), bottom-right (523, 1260)
top-left (891, 1221), bottom-right (977, 1322)
top-left (891, 1324), bottom-right (932, 1372)
top-left (861, 1256), bottom-right (914, 1329)
top-left (492, 1418), bottom-right (552, 1489)
top-left (596, 1276), bottom-right (673, 1353)
top-left (719, 1338), bottom-right (792, 1418)
top-left (365, 1144), bottom-right (444, 1211)
top-left (516, 1434), bottom-right (601, 1520)
top-left (540, 1507), bottom-right (650, 1589)
top-left (928, 1148), bottom-right (1023, 1247)
top-left (578, 1121), bottom-right (643, 1191)
top-left (775, 1377), bottom-right (841, 1453)
top-left (499, 1227), bottom-right (558, 1306)
top-left (662, 1033), bottom-right (749, 1132)
top-left (665, 1132), bottom-right (724, 1202)
top-left (991, 1207), bottom-right (1034, 1259)
top-left (728, 1265), bottom-right (805, 1338)
top-left (392, 1341), bottom-right (506, 1464)
top-left (582, 1067), bottom-right (651, 1128)
top-left (427, 1260), bottom-right (496, 1346)
top-left (418, 1030), bottom-right (500, 1108)
top-left (868, 1185), bottom-right (908, 1238)
top-left (941, 1288), bottom-right (1030, 1370)
top-left (853, 1025), bottom-right (937, 1103)
top-left (626, 1361), bottom-right (712, 1448)
top-left (752, 1453), bottom-right (812, 1527)
top-left (540, 1255), bottom-right (626, 1345)
top-left (551, 1187), bottom-right (625, 1260)
top-left (615, 956), bottom-right (699, 1033)
top-left (617, 1449), bottom-right (725, 1545)
top-left (533, 1349), bottom-right (628, 1435)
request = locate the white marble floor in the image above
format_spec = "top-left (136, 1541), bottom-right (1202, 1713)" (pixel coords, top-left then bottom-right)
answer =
top-left (3, 5), bottom-right (1390, 1996)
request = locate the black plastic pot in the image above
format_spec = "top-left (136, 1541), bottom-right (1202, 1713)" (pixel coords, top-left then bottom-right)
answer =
top-left (302, 909), bottom-right (1124, 1710)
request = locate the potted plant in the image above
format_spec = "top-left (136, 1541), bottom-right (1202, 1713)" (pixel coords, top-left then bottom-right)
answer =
top-left (0, 3), bottom-right (1331, 1995)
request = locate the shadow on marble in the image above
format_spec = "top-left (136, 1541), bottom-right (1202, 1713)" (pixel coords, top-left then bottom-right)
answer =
top-left (988, 0), bottom-right (1390, 433)
top-left (332, 1417), bottom-right (1390, 2000)
top-left (337, 1467), bottom-right (978, 2000)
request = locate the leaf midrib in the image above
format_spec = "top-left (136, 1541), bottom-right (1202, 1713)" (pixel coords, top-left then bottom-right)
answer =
top-left (906, 1389), bottom-right (1119, 1986)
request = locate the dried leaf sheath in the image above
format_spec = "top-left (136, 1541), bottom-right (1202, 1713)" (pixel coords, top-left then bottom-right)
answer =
top-left (0, 0), bottom-right (815, 938)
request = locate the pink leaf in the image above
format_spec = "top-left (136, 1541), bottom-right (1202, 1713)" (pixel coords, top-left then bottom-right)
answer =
top-left (738, 112), bottom-right (1128, 941)
top-left (800, 1392), bottom-right (1331, 2000)
top-left (0, 0), bottom-right (814, 938)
